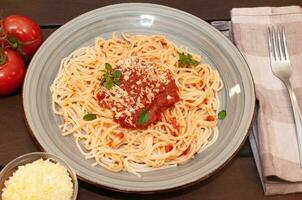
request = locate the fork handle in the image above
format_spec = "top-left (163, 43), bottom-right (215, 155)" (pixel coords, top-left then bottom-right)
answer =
top-left (284, 80), bottom-right (302, 167)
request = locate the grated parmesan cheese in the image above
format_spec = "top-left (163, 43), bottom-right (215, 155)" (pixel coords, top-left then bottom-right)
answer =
top-left (1, 159), bottom-right (74, 200)
top-left (167, 95), bottom-right (173, 100)
top-left (97, 57), bottom-right (175, 128)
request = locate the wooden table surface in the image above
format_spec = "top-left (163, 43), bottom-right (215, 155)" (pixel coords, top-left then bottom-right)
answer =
top-left (2, 0), bottom-right (302, 199)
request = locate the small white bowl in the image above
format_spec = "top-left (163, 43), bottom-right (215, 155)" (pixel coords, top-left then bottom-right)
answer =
top-left (0, 152), bottom-right (78, 200)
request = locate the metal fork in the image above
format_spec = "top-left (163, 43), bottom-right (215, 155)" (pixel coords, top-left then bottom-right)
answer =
top-left (268, 26), bottom-right (302, 167)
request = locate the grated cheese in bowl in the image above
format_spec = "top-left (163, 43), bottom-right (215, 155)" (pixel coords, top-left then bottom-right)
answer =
top-left (1, 158), bottom-right (74, 200)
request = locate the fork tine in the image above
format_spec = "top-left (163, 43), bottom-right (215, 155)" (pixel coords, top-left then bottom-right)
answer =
top-left (272, 26), bottom-right (280, 60)
top-left (277, 26), bottom-right (285, 60)
top-left (268, 27), bottom-right (275, 61)
top-left (282, 27), bottom-right (290, 60)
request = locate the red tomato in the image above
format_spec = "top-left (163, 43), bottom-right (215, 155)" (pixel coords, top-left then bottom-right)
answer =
top-left (0, 48), bottom-right (26, 95)
top-left (1, 15), bottom-right (43, 59)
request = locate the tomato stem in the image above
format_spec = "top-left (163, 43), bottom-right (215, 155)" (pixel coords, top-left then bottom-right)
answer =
top-left (0, 16), bottom-right (8, 67)
top-left (6, 36), bottom-right (28, 61)
top-left (8, 36), bottom-right (20, 49)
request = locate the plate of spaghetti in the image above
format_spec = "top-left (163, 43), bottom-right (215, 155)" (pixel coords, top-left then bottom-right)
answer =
top-left (23, 3), bottom-right (255, 192)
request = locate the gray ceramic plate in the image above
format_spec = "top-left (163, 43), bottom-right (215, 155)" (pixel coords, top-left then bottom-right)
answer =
top-left (23, 3), bottom-right (255, 193)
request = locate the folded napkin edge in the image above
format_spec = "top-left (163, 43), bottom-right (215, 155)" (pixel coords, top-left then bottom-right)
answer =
top-left (231, 5), bottom-right (302, 17)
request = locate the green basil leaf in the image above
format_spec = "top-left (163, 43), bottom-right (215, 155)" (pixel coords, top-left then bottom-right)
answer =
top-left (218, 110), bottom-right (227, 120)
top-left (105, 71), bottom-right (110, 82)
top-left (112, 70), bottom-right (122, 79)
top-left (105, 63), bottom-right (112, 71)
top-left (83, 113), bottom-right (96, 121)
top-left (178, 52), bottom-right (199, 67)
top-left (112, 70), bottom-right (122, 86)
top-left (190, 59), bottom-right (199, 65)
top-left (178, 52), bottom-right (186, 65)
top-left (103, 65), bottom-right (121, 89)
top-left (104, 79), bottom-right (114, 90)
top-left (113, 78), bottom-right (120, 86)
top-left (138, 110), bottom-right (150, 125)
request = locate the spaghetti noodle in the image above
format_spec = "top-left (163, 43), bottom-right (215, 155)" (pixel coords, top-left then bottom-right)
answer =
top-left (50, 33), bottom-right (223, 176)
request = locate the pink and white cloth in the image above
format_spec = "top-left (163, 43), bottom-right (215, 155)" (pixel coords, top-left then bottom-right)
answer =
top-left (230, 6), bottom-right (302, 195)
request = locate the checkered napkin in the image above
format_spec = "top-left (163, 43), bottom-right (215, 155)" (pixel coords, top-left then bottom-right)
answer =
top-left (221, 6), bottom-right (302, 195)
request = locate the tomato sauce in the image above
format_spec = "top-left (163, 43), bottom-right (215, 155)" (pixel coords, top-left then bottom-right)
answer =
top-left (97, 59), bottom-right (180, 129)
top-left (131, 77), bottom-right (179, 129)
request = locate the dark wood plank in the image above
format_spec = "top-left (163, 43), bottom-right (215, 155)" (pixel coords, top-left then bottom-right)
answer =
top-left (41, 28), bottom-right (57, 39)
top-left (0, 28), bottom-right (55, 165)
top-left (0, 93), bottom-right (39, 164)
top-left (239, 140), bottom-right (252, 157)
top-left (75, 157), bottom-right (302, 199)
top-left (2, 0), bottom-right (302, 25)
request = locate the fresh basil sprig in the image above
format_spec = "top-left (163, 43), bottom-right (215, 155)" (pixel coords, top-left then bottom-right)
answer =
top-left (218, 110), bottom-right (227, 120)
top-left (112, 70), bottom-right (122, 86)
top-left (83, 113), bottom-right (96, 121)
top-left (138, 110), bottom-right (150, 125)
top-left (178, 52), bottom-right (199, 67)
top-left (103, 63), bottom-right (122, 89)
